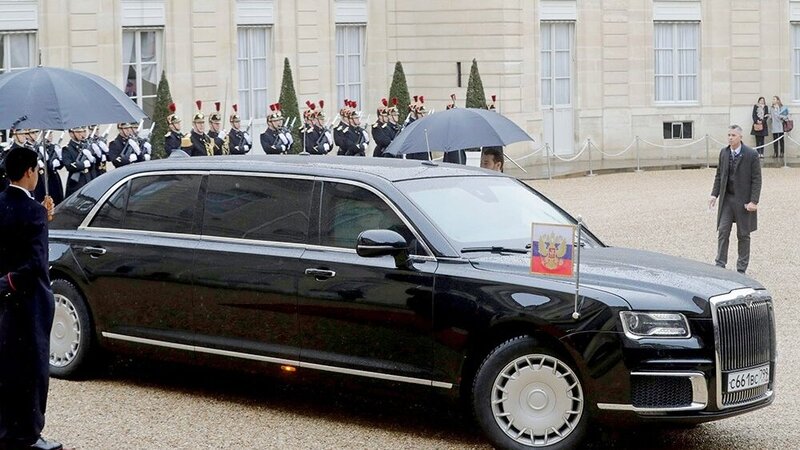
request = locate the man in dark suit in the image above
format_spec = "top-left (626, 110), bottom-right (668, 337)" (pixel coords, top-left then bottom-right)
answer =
top-left (0, 147), bottom-right (62, 450)
top-left (710, 124), bottom-right (762, 274)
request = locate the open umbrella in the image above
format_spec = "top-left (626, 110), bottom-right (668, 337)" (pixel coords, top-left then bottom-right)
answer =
top-left (0, 66), bottom-right (146, 130)
top-left (385, 107), bottom-right (534, 156)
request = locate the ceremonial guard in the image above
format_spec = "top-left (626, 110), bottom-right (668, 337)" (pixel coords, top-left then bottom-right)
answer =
top-left (29, 130), bottom-right (66, 205)
top-left (405, 95), bottom-right (431, 160)
top-left (226, 104), bottom-right (252, 154)
top-left (86, 125), bottom-right (110, 179)
top-left (442, 94), bottom-right (467, 165)
top-left (372, 98), bottom-right (400, 158)
top-left (62, 125), bottom-right (94, 197)
top-left (260, 103), bottom-right (293, 154)
top-left (340, 102), bottom-right (369, 157)
top-left (208, 102), bottom-right (226, 155)
top-left (164, 103), bottom-right (183, 155)
top-left (189, 100), bottom-right (214, 157)
top-left (301, 101), bottom-right (322, 154)
top-left (109, 123), bottom-right (143, 168)
top-left (487, 94), bottom-right (497, 111)
top-left (312, 100), bottom-right (334, 155)
top-left (334, 100), bottom-right (350, 155)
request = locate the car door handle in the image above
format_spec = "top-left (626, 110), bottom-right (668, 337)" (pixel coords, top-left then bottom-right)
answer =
top-left (304, 268), bottom-right (336, 280)
top-left (81, 246), bottom-right (107, 257)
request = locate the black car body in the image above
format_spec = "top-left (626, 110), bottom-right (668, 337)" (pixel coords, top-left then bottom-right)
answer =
top-left (47, 156), bottom-right (775, 449)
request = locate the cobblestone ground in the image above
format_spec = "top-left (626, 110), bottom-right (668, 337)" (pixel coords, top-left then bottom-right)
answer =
top-left (45, 168), bottom-right (798, 449)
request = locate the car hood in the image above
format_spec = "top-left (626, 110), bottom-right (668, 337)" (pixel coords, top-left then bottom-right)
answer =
top-left (469, 247), bottom-right (764, 314)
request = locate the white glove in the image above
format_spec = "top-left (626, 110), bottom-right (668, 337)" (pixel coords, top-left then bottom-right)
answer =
top-left (51, 159), bottom-right (62, 170)
top-left (285, 132), bottom-right (294, 146)
top-left (323, 143), bottom-right (330, 152)
top-left (82, 148), bottom-right (96, 163)
top-left (91, 142), bottom-right (102, 157)
top-left (129, 153), bottom-right (138, 163)
top-left (98, 141), bottom-right (109, 154)
top-left (144, 154), bottom-right (151, 161)
top-left (278, 133), bottom-right (289, 145)
top-left (143, 142), bottom-right (152, 154)
top-left (82, 160), bottom-right (91, 169)
top-left (243, 144), bottom-right (250, 153)
top-left (54, 145), bottom-right (63, 160)
top-left (100, 154), bottom-right (107, 162)
top-left (361, 143), bottom-right (368, 151)
top-left (38, 159), bottom-right (45, 169)
top-left (325, 131), bottom-right (334, 143)
top-left (244, 132), bottom-right (252, 145)
top-left (128, 139), bottom-right (141, 155)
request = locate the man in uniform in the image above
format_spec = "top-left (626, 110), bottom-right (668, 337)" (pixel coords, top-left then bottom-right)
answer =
top-left (0, 146), bottom-right (62, 450)
top-left (334, 100), bottom-right (351, 155)
top-left (443, 94), bottom-right (467, 164)
top-left (163, 103), bottom-right (183, 156)
top-left (226, 104), bottom-right (252, 155)
top-left (62, 126), bottom-right (94, 197)
top-left (405, 95), bottom-right (431, 160)
top-left (28, 130), bottom-right (65, 205)
top-left (340, 103), bottom-right (369, 157)
top-left (300, 101), bottom-right (322, 154)
top-left (372, 98), bottom-right (397, 158)
top-left (189, 100), bottom-right (213, 157)
top-left (108, 123), bottom-right (144, 168)
top-left (207, 102), bottom-right (226, 155)
top-left (260, 103), bottom-right (292, 154)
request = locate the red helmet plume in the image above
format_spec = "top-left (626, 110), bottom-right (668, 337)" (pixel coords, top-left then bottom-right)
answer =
top-left (319, 100), bottom-right (325, 109)
top-left (195, 100), bottom-right (202, 110)
top-left (168, 103), bottom-right (176, 113)
top-left (232, 104), bottom-right (238, 112)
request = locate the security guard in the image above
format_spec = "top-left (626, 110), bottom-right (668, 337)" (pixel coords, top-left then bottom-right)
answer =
top-left (164, 103), bottom-right (183, 155)
top-left (260, 103), bottom-right (292, 154)
top-left (108, 123), bottom-right (144, 168)
top-left (334, 100), bottom-right (351, 155)
top-left (189, 100), bottom-right (214, 157)
top-left (62, 125), bottom-right (95, 197)
top-left (340, 103), bottom-right (369, 157)
top-left (372, 98), bottom-right (397, 158)
top-left (405, 95), bottom-right (431, 160)
top-left (226, 104), bottom-right (252, 155)
top-left (301, 101), bottom-right (322, 154)
top-left (208, 102), bottom-right (226, 155)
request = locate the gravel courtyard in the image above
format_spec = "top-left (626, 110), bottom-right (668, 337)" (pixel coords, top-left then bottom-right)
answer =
top-left (45, 167), bottom-right (799, 449)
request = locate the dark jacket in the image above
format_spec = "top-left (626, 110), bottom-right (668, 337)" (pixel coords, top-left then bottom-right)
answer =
top-left (164, 131), bottom-right (183, 155)
top-left (227, 128), bottom-right (251, 155)
top-left (32, 143), bottom-right (65, 205)
top-left (189, 130), bottom-right (211, 157)
top-left (334, 124), bottom-right (347, 155)
top-left (60, 140), bottom-right (94, 197)
top-left (261, 128), bottom-right (288, 154)
top-left (751, 105), bottom-right (770, 137)
top-left (108, 134), bottom-right (142, 168)
top-left (208, 130), bottom-right (224, 155)
top-left (711, 144), bottom-right (762, 233)
top-left (301, 125), bottom-right (322, 154)
top-left (371, 122), bottom-right (399, 158)
top-left (0, 186), bottom-right (55, 444)
top-left (341, 126), bottom-right (367, 157)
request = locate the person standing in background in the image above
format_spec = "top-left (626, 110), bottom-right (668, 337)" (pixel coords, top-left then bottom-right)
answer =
top-left (769, 96), bottom-right (789, 158)
top-left (751, 96), bottom-right (769, 158)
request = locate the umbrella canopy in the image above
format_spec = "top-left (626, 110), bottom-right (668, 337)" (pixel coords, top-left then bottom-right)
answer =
top-left (385, 107), bottom-right (534, 156)
top-left (0, 66), bottom-right (147, 130)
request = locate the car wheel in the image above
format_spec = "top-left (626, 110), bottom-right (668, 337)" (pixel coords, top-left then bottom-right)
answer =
top-left (49, 279), bottom-right (94, 378)
top-left (472, 336), bottom-right (587, 450)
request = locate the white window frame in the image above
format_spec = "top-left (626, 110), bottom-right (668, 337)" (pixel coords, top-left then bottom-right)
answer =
top-left (237, 25), bottom-right (272, 121)
top-left (540, 21), bottom-right (574, 108)
top-left (793, 23), bottom-right (800, 102)
top-left (335, 24), bottom-right (366, 109)
top-left (654, 21), bottom-right (700, 104)
top-left (122, 27), bottom-right (163, 120)
top-left (0, 30), bottom-right (37, 74)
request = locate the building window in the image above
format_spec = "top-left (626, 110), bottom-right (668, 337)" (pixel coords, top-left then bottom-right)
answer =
top-left (123, 28), bottom-right (162, 120)
top-left (663, 121), bottom-right (693, 139)
top-left (540, 22), bottom-right (574, 107)
top-left (793, 24), bottom-right (800, 101)
top-left (0, 31), bottom-right (36, 74)
top-left (335, 24), bottom-right (365, 108)
top-left (237, 26), bottom-right (271, 121)
top-left (654, 22), bottom-right (699, 103)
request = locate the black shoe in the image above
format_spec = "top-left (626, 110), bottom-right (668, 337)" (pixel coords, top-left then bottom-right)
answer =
top-left (29, 438), bottom-right (62, 450)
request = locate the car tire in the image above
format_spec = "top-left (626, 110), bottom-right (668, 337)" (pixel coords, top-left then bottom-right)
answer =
top-left (49, 279), bottom-right (94, 378)
top-left (472, 336), bottom-right (587, 450)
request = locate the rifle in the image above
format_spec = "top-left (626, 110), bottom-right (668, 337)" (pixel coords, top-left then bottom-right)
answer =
top-left (244, 118), bottom-right (253, 134)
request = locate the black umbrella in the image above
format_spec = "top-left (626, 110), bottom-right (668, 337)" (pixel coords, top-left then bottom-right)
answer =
top-left (385, 107), bottom-right (534, 156)
top-left (0, 66), bottom-right (146, 130)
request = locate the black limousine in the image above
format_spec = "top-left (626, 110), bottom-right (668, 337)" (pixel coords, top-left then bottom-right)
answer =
top-left (47, 156), bottom-right (774, 449)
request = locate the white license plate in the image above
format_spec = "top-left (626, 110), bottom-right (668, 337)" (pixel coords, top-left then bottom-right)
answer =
top-left (725, 365), bottom-right (770, 393)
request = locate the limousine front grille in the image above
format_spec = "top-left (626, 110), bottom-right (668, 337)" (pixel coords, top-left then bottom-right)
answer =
top-left (711, 289), bottom-right (775, 408)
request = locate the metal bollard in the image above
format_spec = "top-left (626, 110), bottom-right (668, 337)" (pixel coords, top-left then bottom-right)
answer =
top-left (546, 143), bottom-right (552, 180)
top-left (705, 134), bottom-right (710, 169)
top-left (586, 138), bottom-right (596, 177)
top-left (635, 136), bottom-right (642, 173)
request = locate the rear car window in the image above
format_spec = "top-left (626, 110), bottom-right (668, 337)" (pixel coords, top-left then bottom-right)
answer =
top-left (121, 174), bottom-right (203, 234)
top-left (202, 175), bottom-right (312, 244)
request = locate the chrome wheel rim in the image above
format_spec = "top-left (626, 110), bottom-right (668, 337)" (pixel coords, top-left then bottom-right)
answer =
top-left (50, 294), bottom-right (81, 368)
top-left (491, 354), bottom-right (583, 447)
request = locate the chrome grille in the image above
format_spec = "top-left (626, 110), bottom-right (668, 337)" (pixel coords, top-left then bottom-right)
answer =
top-left (717, 301), bottom-right (772, 371)
top-left (711, 289), bottom-right (775, 409)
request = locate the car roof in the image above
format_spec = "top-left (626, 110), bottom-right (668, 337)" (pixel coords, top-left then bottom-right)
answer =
top-left (117, 155), bottom-right (501, 183)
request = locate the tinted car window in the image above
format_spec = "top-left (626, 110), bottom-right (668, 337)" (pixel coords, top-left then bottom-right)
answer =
top-left (123, 174), bottom-right (202, 234)
top-left (203, 175), bottom-right (312, 243)
top-left (89, 181), bottom-right (130, 229)
top-left (320, 182), bottom-right (419, 253)
top-left (50, 184), bottom-right (106, 230)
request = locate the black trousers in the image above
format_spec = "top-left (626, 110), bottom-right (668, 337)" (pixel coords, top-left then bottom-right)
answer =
top-left (754, 135), bottom-right (765, 154)
top-left (715, 194), bottom-right (751, 273)
top-left (772, 132), bottom-right (785, 157)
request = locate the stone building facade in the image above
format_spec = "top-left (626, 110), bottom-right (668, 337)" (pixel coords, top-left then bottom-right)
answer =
top-left (1, 0), bottom-right (797, 161)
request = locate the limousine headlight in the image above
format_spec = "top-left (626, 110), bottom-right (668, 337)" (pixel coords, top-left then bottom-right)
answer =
top-left (620, 311), bottom-right (691, 339)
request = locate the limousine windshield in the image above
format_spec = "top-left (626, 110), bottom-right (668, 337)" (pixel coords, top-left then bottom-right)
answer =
top-left (400, 176), bottom-right (600, 252)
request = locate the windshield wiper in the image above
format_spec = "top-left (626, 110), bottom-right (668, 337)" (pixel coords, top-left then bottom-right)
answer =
top-left (460, 246), bottom-right (529, 254)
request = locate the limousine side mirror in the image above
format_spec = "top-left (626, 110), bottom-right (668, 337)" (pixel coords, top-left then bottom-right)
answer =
top-left (356, 229), bottom-right (410, 268)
